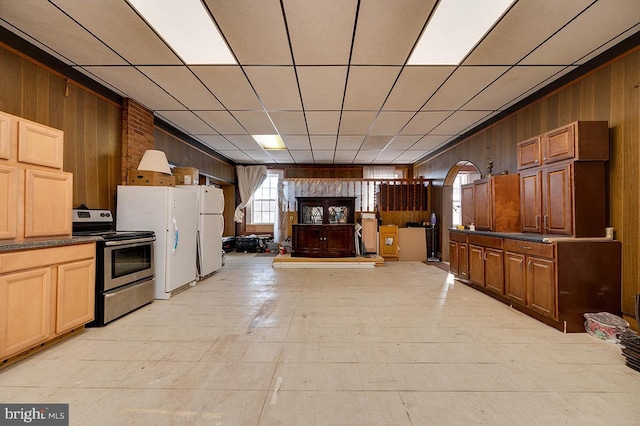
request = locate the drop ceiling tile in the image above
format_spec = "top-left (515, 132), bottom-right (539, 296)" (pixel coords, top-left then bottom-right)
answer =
top-left (333, 150), bottom-right (358, 162)
top-left (343, 66), bottom-right (402, 110)
top-left (337, 136), bottom-right (365, 150)
top-left (500, 66), bottom-right (577, 110)
top-left (224, 135), bottom-right (261, 150)
top-left (463, 66), bottom-right (566, 111)
top-left (266, 150), bottom-right (294, 162)
top-left (1, 0), bottom-right (127, 65)
top-left (194, 111), bottom-right (247, 134)
top-left (242, 150), bottom-right (275, 163)
top-left (577, 25), bottom-right (640, 64)
top-left (385, 135), bottom-right (424, 149)
top-left (51, 0), bottom-right (181, 65)
top-left (269, 111), bottom-right (307, 134)
top-left (394, 150), bottom-right (429, 163)
top-left (339, 111), bottom-right (379, 135)
top-left (289, 150), bottom-right (315, 163)
top-left (297, 66), bottom-right (348, 110)
top-left (400, 111), bottom-right (451, 134)
top-left (411, 135), bottom-right (453, 150)
top-left (354, 150), bottom-right (379, 163)
top-left (310, 136), bottom-right (337, 150)
top-left (156, 111), bottom-right (215, 135)
top-left (306, 112), bottom-right (341, 134)
top-left (383, 67), bottom-right (455, 111)
top-left (243, 67), bottom-right (302, 110)
top-left (374, 150), bottom-right (404, 162)
top-left (192, 135), bottom-right (237, 150)
top-left (231, 111), bottom-right (277, 134)
top-left (351, 0), bottom-right (436, 65)
top-left (313, 150), bottom-right (338, 163)
top-left (138, 66), bottom-right (223, 110)
top-left (362, 136), bottom-right (394, 150)
top-left (191, 66), bottom-right (262, 110)
top-left (282, 0), bottom-right (357, 65)
top-left (281, 135), bottom-right (312, 150)
top-left (464, 0), bottom-right (594, 65)
top-left (423, 66), bottom-right (510, 110)
top-left (82, 66), bottom-right (184, 110)
top-left (204, 0), bottom-right (292, 65)
top-left (431, 111), bottom-right (492, 135)
top-left (369, 112), bottom-right (415, 135)
top-left (520, 0), bottom-right (640, 65)
top-left (217, 150), bottom-right (255, 163)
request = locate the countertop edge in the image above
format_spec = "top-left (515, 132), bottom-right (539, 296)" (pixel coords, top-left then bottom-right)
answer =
top-left (0, 236), bottom-right (100, 253)
top-left (448, 228), bottom-right (616, 244)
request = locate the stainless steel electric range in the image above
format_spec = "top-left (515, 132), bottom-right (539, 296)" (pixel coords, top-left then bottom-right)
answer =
top-left (72, 207), bottom-right (155, 326)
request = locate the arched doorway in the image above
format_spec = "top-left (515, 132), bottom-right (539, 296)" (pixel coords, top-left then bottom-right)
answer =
top-left (440, 161), bottom-right (481, 261)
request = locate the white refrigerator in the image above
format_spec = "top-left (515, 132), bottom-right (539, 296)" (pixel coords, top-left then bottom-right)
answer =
top-left (116, 185), bottom-right (198, 300)
top-left (179, 185), bottom-right (224, 279)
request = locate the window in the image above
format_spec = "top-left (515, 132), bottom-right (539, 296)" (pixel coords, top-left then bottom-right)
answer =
top-left (250, 174), bottom-right (278, 224)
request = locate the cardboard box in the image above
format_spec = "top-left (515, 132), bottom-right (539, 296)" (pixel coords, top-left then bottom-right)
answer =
top-left (127, 170), bottom-right (175, 187)
top-left (173, 167), bottom-right (199, 185)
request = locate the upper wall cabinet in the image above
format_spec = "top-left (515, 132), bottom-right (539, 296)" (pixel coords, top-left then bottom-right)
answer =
top-left (0, 112), bottom-right (13, 161)
top-left (18, 120), bottom-right (64, 169)
top-left (517, 121), bottom-right (609, 170)
top-left (473, 174), bottom-right (521, 233)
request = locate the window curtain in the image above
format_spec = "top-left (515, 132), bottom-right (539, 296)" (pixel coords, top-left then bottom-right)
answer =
top-left (234, 165), bottom-right (268, 223)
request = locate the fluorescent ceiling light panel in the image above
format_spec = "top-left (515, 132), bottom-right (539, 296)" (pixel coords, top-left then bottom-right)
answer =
top-left (408, 0), bottom-right (514, 65)
top-left (126, 0), bottom-right (235, 64)
top-left (252, 135), bottom-right (287, 150)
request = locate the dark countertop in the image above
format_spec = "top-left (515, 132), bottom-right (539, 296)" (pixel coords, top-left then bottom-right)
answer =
top-left (449, 228), bottom-right (554, 243)
top-left (0, 236), bottom-right (100, 253)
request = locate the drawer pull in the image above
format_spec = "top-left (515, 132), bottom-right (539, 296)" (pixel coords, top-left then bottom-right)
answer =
top-left (520, 245), bottom-right (532, 250)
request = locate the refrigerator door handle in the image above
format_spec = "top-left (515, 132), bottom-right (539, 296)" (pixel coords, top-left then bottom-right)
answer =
top-left (172, 217), bottom-right (179, 254)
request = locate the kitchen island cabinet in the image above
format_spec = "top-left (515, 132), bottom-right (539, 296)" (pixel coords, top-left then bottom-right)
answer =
top-left (0, 242), bottom-right (95, 361)
top-left (449, 229), bottom-right (621, 332)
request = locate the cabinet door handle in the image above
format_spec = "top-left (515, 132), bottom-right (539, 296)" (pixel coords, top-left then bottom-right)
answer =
top-left (479, 251), bottom-right (483, 260)
top-left (484, 252), bottom-right (487, 260)
top-left (535, 215), bottom-right (540, 230)
top-left (519, 258), bottom-right (524, 266)
top-left (527, 260), bottom-right (532, 273)
top-left (543, 215), bottom-right (548, 230)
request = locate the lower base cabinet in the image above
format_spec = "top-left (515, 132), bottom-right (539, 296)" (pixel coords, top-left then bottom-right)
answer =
top-left (292, 224), bottom-right (355, 258)
top-left (450, 230), bottom-right (621, 332)
top-left (0, 243), bottom-right (95, 360)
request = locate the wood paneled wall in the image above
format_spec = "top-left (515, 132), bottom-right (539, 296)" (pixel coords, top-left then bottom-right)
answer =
top-left (0, 43), bottom-right (122, 212)
top-left (415, 48), bottom-right (640, 324)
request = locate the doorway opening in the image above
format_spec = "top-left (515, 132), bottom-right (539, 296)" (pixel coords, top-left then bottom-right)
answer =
top-left (452, 164), bottom-right (481, 227)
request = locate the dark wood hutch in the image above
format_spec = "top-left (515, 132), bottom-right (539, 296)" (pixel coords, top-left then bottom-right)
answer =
top-left (292, 197), bottom-right (356, 258)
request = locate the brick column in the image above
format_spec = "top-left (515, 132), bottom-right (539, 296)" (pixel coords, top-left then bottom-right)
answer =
top-left (121, 98), bottom-right (154, 184)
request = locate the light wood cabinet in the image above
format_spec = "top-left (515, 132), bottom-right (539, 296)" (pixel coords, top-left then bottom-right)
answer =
top-left (0, 268), bottom-right (52, 359)
top-left (473, 174), bottom-right (521, 232)
top-left (24, 169), bottom-right (73, 238)
top-left (0, 111), bottom-right (71, 242)
top-left (379, 225), bottom-right (399, 260)
top-left (0, 111), bottom-right (13, 160)
top-left (0, 243), bottom-right (96, 361)
top-left (0, 165), bottom-right (19, 239)
top-left (17, 119), bottom-right (64, 169)
top-left (56, 259), bottom-right (95, 334)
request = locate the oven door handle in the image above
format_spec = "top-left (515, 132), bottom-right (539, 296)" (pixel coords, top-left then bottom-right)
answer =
top-left (104, 236), bottom-right (156, 246)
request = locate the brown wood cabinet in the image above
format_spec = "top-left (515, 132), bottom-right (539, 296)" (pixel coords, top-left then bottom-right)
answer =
top-left (449, 231), bottom-right (468, 279)
top-left (473, 174), bottom-right (521, 232)
top-left (460, 183), bottom-right (474, 226)
top-left (517, 121), bottom-right (609, 170)
top-left (521, 161), bottom-right (606, 236)
top-left (0, 243), bottom-right (95, 361)
top-left (292, 224), bottom-right (355, 258)
top-left (449, 229), bottom-right (621, 332)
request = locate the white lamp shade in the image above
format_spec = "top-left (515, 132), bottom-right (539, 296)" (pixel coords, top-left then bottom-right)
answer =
top-left (137, 150), bottom-right (172, 174)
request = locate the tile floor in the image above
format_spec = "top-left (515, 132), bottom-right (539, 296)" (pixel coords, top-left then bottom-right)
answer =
top-left (1, 253), bottom-right (638, 425)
